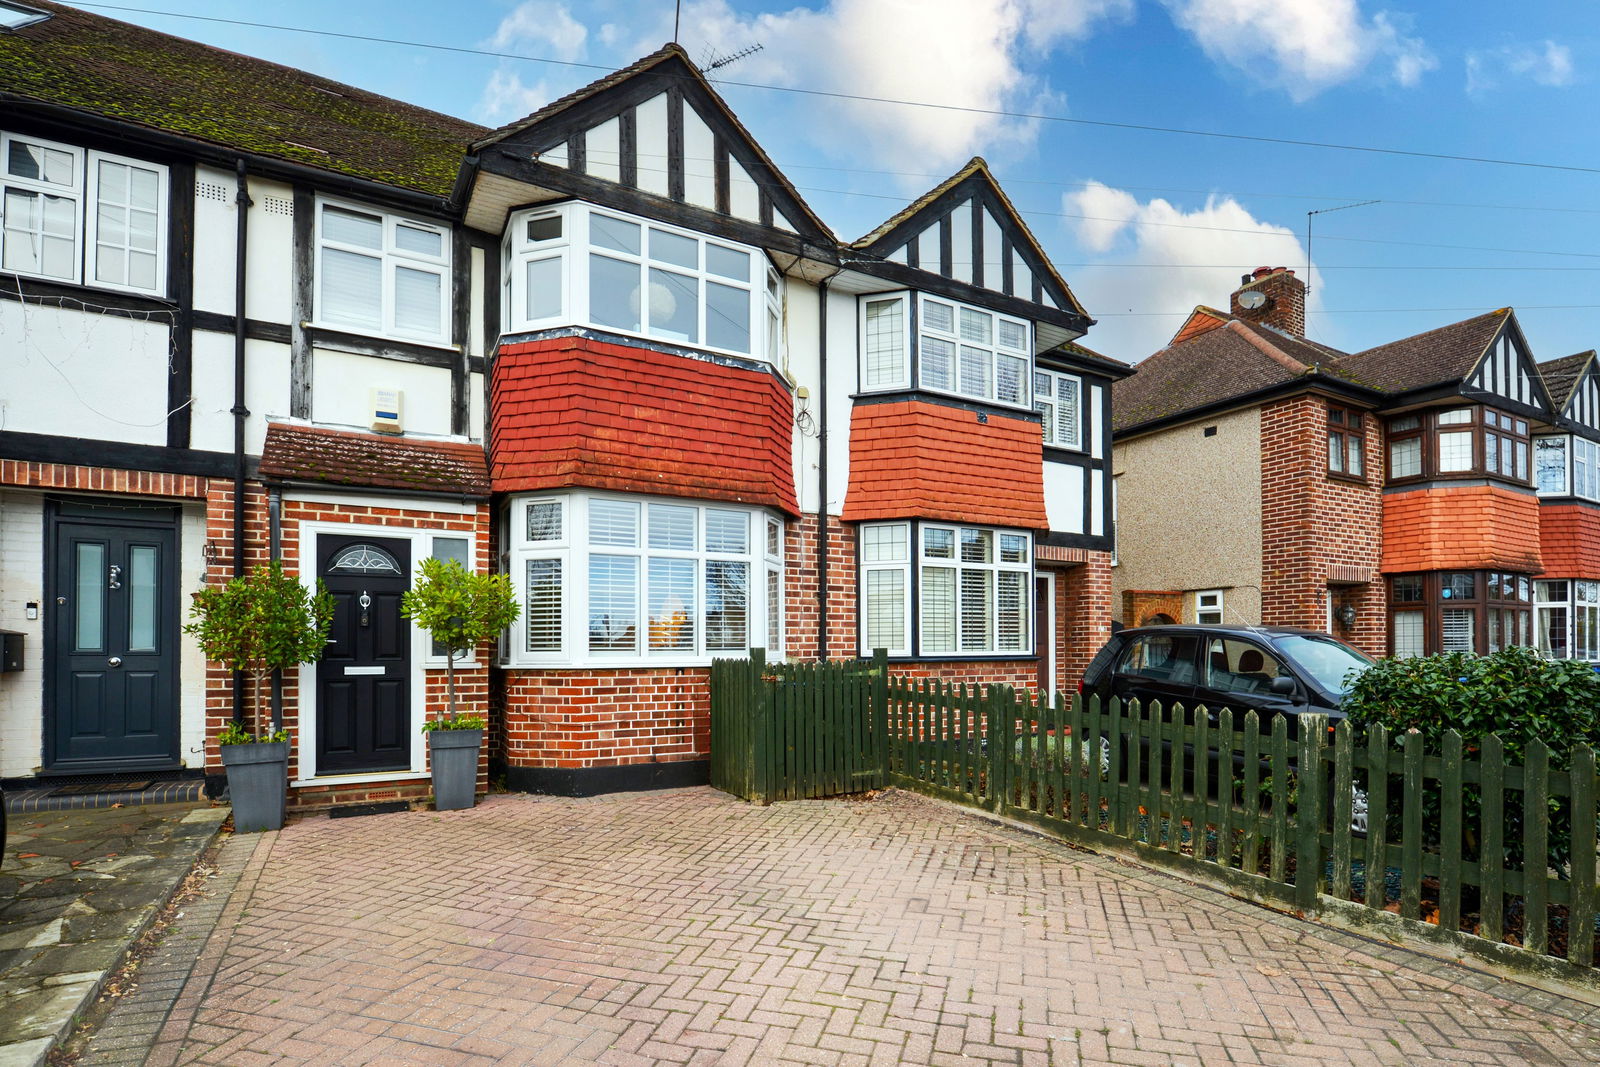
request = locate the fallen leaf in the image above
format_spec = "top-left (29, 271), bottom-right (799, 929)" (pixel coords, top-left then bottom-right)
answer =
top-left (17, 852), bottom-right (40, 859)
top-left (1256, 965), bottom-right (1282, 978)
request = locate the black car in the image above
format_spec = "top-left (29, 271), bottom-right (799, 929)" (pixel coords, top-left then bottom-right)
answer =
top-left (1080, 624), bottom-right (1376, 736)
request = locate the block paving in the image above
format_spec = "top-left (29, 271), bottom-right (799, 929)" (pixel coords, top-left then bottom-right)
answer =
top-left (69, 788), bottom-right (1600, 1065)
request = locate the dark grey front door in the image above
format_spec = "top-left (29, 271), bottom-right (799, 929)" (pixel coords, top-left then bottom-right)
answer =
top-left (46, 502), bottom-right (181, 771)
top-left (316, 534), bottom-right (411, 773)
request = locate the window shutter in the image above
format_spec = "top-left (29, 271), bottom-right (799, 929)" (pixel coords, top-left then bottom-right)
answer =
top-left (525, 559), bottom-right (563, 653)
top-left (1441, 609), bottom-right (1474, 652)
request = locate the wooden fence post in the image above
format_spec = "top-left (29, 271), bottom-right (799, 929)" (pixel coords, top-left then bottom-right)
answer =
top-left (871, 648), bottom-right (889, 789)
top-left (749, 648), bottom-right (769, 805)
top-left (1296, 713), bottom-right (1328, 912)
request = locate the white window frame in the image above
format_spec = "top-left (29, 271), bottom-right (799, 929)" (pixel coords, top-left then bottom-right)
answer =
top-left (859, 292), bottom-right (911, 391)
top-left (1195, 590), bottom-right (1224, 625)
top-left (1, 131), bottom-right (169, 296)
top-left (1035, 367), bottom-right (1083, 450)
top-left (505, 491), bottom-right (782, 668)
top-left (314, 197), bottom-right (452, 346)
top-left (1535, 435), bottom-right (1571, 496)
top-left (915, 294), bottom-right (1032, 409)
top-left (859, 522), bottom-right (913, 657)
top-left (859, 521), bottom-right (1033, 658)
top-left (502, 202), bottom-right (768, 362)
top-left (1535, 578), bottom-right (1600, 662)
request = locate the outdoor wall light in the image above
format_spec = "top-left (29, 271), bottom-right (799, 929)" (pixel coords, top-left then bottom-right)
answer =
top-left (1335, 604), bottom-right (1358, 628)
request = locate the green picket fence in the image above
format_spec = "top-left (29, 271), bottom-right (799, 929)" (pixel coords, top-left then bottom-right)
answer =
top-left (710, 657), bottom-right (1600, 976)
top-left (709, 649), bottom-right (888, 804)
top-left (885, 682), bottom-right (1600, 974)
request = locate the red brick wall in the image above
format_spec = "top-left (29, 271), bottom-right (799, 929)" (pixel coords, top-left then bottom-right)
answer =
top-left (501, 668), bottom-right (708, 769)
top-left (491, 334), bottom-right (797, 514)
top-left (1057, 554), bottom-right (1114, 690)
top-left (1381, 484), bottom-right (1543, 574)
top-left (784, 514), bottom-right (858, 661)
top-left (1120, 591), bottom-right (1184, 627)
top-left (0, 460), bottom-right (212, 499)
top-left (201, 492), bottom-right (495, 810)
top-left (840, 400), bottom-right (1048, 528)
top-left (1260, 396), bottom-right (1385, 655)
top-left (1537, 503), bottom-right (1600, 580)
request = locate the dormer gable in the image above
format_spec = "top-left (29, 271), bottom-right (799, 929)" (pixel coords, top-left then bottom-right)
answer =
top-left (1462, 312), bottom-right (1554, 417)
top-left (466, 45), bottom-right (832, 247)
top-left (1543, 350), bottom-right (1600, 435)
top-left (851, 158), bottom-right (1089, 328)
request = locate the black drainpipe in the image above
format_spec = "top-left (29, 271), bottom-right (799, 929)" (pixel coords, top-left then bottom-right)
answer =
top-left (231, 159), bottom-right (252, 724)
top-left (268, 485), bottom-right (283, 733)
top-left (816, 278), bottom-right (830, 661)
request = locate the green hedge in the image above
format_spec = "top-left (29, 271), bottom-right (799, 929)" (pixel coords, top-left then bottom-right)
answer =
top-left (1342, 646), bottom-right (1600, 874)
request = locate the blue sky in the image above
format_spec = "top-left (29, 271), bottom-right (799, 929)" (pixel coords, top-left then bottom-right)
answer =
top-left (72, 0), bottom-right (1600, 364)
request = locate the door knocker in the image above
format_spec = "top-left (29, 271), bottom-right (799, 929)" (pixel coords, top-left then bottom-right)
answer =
top-left (359, 590), bottom-right (372, 628)
top-left (108, 564), bottom-right (123, 590)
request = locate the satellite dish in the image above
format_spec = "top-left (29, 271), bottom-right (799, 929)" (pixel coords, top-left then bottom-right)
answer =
top-left (1238, 290), bottom-right (1268, 311)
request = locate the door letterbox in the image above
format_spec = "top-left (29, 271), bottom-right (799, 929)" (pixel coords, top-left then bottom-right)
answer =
top-left (0, 630), bottom-right (23, 673)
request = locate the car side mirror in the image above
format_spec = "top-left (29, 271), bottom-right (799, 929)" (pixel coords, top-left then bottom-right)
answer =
top-left (1269, 676), bottom-right (1296, 696)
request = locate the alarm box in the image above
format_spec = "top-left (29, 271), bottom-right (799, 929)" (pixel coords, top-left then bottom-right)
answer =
top-left (0, 630), bottom-right (22, 673)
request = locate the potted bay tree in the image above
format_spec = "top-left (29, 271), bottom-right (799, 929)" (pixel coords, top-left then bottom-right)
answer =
top-left (186, 560), bottom-right (334, 832)
top-left (402, 557), bottom-right (519, 810)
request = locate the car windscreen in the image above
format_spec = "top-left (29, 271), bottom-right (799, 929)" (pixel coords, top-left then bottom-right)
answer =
top-left (1270, 634), bottom-right (1374, 696)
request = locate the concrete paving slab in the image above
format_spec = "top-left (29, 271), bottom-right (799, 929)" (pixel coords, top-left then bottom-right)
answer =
top-left (0, 802), bottom-right (225, 1067)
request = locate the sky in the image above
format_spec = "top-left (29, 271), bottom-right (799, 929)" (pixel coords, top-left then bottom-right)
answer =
top-left (64, 0), bottom-right (1600, 364)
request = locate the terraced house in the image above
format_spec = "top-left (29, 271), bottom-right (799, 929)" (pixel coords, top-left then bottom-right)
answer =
top-left (0, 1), bottom-right (1122, 806)
top-left (1112, 265), bottom-right (1600, 664)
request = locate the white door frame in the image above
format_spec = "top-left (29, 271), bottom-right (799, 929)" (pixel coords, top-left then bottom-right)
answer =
top-left (1038, 570), bottom-right (1057, 695)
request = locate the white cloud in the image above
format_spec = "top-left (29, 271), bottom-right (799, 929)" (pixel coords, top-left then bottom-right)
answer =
top-left (482, 0), bottom-right (1131, 176)
top-left (1160, 0), bottom-right (1435, 100)
top-left (475, 2), bottom-right (590, 125)
top-left (1467, 40), bottom-right (1576, 94)
top-left (1061, 183), bottom-right (1321, 361)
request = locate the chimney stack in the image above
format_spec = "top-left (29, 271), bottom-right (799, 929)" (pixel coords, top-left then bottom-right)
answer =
top-left (1230, 266), bottom-right (1305, 337)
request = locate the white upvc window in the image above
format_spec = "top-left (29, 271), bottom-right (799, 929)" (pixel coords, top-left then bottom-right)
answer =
top-left (1, 132), bottom-right (168, 295)
top-left (1034, 368), bottom-right (1083, 449)
top-left (918, 294), bottom-right (1032, 407)
top-left (860, 293), bottom-right (910, 391)
top-left (1195, 590), bottom-right (1224, 625)
top-left (315, 199), bottom-right (450, 344)
top-left (506, 491), bottom-right (782, 667)
top-left (1538, 434), bottom-right (1600, 500)
top-left (1535, 578), bottom-right (1600, 662)
top-left (859, 521), bottom-right (1032, 657)
top-left (502, 202), bottom-right (767, 360)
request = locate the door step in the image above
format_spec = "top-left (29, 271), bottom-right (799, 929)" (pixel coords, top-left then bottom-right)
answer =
top-left (4, 777), bottom-right (207, 814)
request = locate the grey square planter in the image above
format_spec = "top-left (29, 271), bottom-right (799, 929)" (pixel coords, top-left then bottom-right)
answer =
top-left (429, 729), bottom-right (483, 811)
top-left (220, 740), bottom-right (289, 832)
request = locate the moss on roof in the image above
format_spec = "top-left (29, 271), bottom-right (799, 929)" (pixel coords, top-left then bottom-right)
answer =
top-left (1, 1), bottom-right (483, 197)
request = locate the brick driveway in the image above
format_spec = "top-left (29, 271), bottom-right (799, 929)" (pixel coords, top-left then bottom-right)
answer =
top-left (78, 788), bottom-right (1600, 1065)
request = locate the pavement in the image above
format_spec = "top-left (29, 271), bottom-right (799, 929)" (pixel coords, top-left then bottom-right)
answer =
top-left (47, 788), bottom-right (1600, 1066)
top-left (0, 801), bottom-right (227, 1067)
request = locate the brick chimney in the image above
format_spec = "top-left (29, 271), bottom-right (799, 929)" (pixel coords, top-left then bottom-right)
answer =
top-left (1230, 266), bottom-right (1305, 337)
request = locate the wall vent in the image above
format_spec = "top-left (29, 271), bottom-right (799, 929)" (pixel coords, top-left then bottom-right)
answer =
top-left (197, 181), bottom-right (229, 202)
top-left (263, 195), bottom-right (294, 217)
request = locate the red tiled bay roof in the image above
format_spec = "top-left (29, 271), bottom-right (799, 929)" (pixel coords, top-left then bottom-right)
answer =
top-left (259, 424), bottom-right (489, 497)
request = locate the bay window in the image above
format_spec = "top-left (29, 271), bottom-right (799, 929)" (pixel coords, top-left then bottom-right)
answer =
top-left (1535, 579), bottom-right (1600, 662)
top-left (1535, 434), bottom-right (1600, 499)
top-left (1386, 405), bottom-right (1530, 485)
top-left (316, 200), bottom-right (450, 343)
top-left (506, 492), bottom-right (781, 665)
top-left (859, 521), bottom-right (1032, 657)
top-left (2, 131), bottom-right (168, 295)
top-left (855, 291), bottom-right (1035, 410)
top-left (503, 203), bottom-right (768, 360)
top-left (1388, 570), bottom-right (1532, 657)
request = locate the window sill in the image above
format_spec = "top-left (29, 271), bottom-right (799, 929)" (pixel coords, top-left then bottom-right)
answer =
top-left (503, 655), bottom-right (773, 671)
top-left (291, 769), bottom-right (426, 789)
top-left (865, 652), bottom-right (1040, 663)
top-left (307, 321), bottom-right (459, 353)
top-left (1326, 471), bottom-right (1370, 486)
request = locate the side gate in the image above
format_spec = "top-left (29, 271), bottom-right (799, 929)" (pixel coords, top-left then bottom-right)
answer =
top-left (710, 649), bottom-right (888, 803)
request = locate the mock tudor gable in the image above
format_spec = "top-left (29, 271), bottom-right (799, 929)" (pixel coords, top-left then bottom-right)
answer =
top-left (463, 45), bottom-right (833, 250)
top-left (851, 158), bottom-right (1091, 338)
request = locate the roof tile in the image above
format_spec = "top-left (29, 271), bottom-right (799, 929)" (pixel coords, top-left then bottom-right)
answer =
top-left (260, 425), bottom-right (489, 496)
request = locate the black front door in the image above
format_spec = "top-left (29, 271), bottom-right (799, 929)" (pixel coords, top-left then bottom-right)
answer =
top-left (46, 502), bottom-right (181, 771)
top-left (316, 534), bottom-right (412, 773)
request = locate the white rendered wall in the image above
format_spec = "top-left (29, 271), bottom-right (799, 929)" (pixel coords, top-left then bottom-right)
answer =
top-left (0, 491), bottom-right (45, 778)
top-left (192, 168), bottom-right (294, 322)
top-left (1044, 461), bottom-right (1086, 535)
top-left (468, 370), bottom-right (485, 442)
top-left (312, 350), bottom-right (453, 436)
top-left (0, 300), bottom-right (172, 445)
top-left (188, 333), bottom-right (291, 456)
